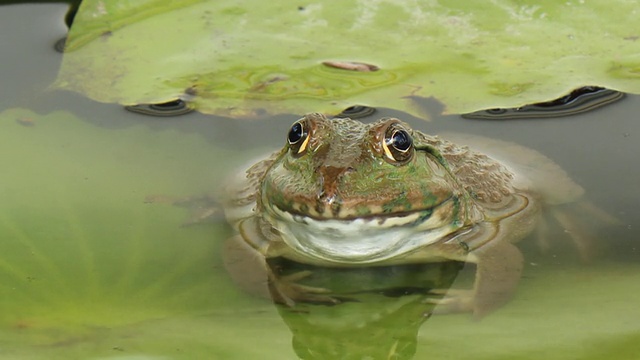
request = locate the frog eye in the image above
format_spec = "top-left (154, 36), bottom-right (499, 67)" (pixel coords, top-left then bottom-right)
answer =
top-left (287, 119), bottom-right (310, 155)
top-left (382, 123), bottom-right (414, 163)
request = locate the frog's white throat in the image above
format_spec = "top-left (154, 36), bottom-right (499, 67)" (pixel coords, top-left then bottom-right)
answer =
top-left (266, 198), bottom-right (465, 264)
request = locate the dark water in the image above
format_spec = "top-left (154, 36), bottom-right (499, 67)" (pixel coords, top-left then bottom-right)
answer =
top-left (1, 3), bottom-right (639, 359)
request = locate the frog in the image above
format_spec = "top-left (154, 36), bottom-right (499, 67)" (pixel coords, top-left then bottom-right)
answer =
top-left (221, 112), bottom-right (611, 317)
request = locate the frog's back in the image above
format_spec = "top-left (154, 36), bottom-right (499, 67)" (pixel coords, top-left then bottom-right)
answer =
top-left (435, 133), bottom-right (584, 206)
top-left (413, 131), bottom-right (518, 205)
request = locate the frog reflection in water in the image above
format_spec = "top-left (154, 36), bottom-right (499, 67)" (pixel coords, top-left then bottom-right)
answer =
top-left (223, 113), bottom-right (605, 317)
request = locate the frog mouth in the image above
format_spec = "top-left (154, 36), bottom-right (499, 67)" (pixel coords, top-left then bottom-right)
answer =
top-left (266, 196), bottom-right (465, 264)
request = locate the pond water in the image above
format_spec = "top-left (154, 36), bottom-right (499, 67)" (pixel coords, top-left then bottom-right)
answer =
top-left (1, 3), bottom-right (639, 359)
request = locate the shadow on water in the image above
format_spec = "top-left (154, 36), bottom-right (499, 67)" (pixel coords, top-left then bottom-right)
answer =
top-left (1, 2), bottom-right (639, 359)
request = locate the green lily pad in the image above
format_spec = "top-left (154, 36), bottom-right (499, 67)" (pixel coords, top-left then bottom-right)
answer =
top-left (415, 262), bottom-right (640, 359)
top-left (55, 0), bottom-right (640, 118)
top-left (2, 108), bottom-right (639, 358)
top-left (0, 108), bottom-right (295, 358)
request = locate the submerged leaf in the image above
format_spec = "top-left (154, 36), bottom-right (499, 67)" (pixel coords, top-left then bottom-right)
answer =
top-left (1, 108), bottom-right (639, 358)
top-left (0, 108), bottom-right (290, 356)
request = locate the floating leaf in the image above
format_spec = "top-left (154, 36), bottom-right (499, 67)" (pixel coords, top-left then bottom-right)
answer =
top-left (55, 0), bottom-right (640, 118)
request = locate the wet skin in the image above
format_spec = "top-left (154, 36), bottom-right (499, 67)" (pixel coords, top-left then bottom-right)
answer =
top-left (222, 113), bottom-right (600, 317)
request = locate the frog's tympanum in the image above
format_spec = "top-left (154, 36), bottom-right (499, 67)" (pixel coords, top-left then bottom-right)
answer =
top-left (222, 113), bottom-right (596, 317)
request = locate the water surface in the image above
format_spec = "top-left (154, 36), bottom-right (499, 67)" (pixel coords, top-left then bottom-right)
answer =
top-left (0, 3), bottom-right (639, 359)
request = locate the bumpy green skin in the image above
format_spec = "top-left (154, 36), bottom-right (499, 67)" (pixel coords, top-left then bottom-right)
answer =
top-left (228, 113), bottom-right (534, 257)
top-left (223, 113), bottom-right (583, 316)
top-left (261, 116), bottom-right (466, 220)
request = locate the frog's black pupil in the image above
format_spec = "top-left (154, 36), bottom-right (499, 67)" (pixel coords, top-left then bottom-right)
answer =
top-left (392, 130), bottom-right (411, 151)
top-left (288, 122), bottom-right (304, 144)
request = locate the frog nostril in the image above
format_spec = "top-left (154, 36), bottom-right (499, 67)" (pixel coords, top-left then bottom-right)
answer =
top-left (314, 165), bottom-right (349, 215)
top-left (320, 165), bottom-right (348, 182)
